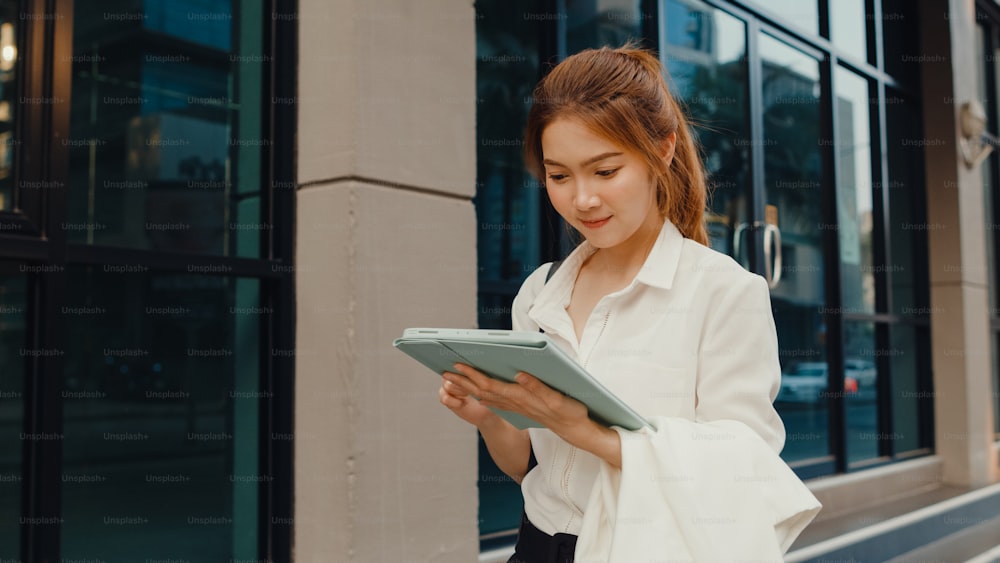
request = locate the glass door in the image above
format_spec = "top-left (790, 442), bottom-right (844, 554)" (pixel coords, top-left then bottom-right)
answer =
top-left (662, 2), bottom-right (834, 469)
top-left (756, 32), bottom-right (831, 465)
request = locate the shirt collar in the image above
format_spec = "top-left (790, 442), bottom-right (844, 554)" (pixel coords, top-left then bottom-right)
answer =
top-left (529, 218), bottom-right (685, 329)
top-left (563, 217), bottom-right (685, 291)
top-left (633, 218), bottom-right (684, 290)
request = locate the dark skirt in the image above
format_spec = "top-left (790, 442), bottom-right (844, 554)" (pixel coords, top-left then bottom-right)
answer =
top-left (507, 511), bottom-right (578, 563)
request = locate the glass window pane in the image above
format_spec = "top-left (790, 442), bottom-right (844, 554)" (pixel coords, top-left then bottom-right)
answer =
top-left (890, 324), bottom-right (922, 452)
top-left (980, 24), bottom-right (1000, 316)
top-left (835, 67), bottom-right (875, 315)
top-left (60, 268), bottom-right (261, 560)
top-left (830, 0), bottom-right (869, 63)
top-left (886, 92), bottom-right (928, 317)
top-left (0, 268), bottom-right (25, 558)
top-left (775, 355), bottom-right (831, 462)
top-left (663, 0), bottom-right (750, 260)
top-left (475, 0), bottom-right (545, 537)
top-left (566, 0), bottom-right (647, 55)
top-left (0, 3), bottom-right (15, 212)
top-left (994, 332), bottom-right (1000, 436)
top-left (881, 0), bottom-right (920, 85)
top-left (745, 0), bottom-right (818, 35)
top-left (844, 321), bottom-right (880, 464)
top-left (759, 34), bottom-right (829, 463)
top-left (476, 0), bottom-right (544, 333)
top-left (979, 24), bottom-right (1000, 438)
top-left (992, 25), bottom-right (1000, 159)
top-left (66, 1), bottom-right (265, 257)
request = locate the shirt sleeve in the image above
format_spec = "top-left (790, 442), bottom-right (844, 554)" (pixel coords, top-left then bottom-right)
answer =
top-left (694, 270), bottom-right (786, 453)
top-left (510, 262), bottom-right (553, 332)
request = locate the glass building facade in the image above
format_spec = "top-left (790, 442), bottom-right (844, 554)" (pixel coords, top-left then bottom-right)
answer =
top-left (0, 0), bottom-right (294, 560)
top-left (475, 0), bottom-right (932, 543)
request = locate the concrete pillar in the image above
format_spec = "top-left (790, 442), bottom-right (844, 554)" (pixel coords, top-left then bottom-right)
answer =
top-left (920, 0), bottom-right (999, 487)
top-left (294, 1), bottom-right (480, 561)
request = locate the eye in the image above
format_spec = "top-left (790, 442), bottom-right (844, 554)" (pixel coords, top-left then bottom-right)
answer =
top-left (596, 168), bottom-right (620, 177)
top-left (547, 173), bottom-right (568, 183)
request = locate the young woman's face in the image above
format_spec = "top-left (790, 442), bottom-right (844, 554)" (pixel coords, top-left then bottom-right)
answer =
top-left (541, 117), bottom-right (667, 249)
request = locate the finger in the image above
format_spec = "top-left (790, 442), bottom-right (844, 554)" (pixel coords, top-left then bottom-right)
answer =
top-left (440, 384), bottom-right (475, 408)
top-left (439, 386), bottom-right (459, 408)
top-left (514, 372), bottom-right (557, 400)
top-left (442, 378), bottom-right (470, 398)
top-left (452, 364), bottom-right (507, 400)
top-left (452, 366), bottom-right (538, 414)
top-left (443, 371), bottom-right (479, 396)
top-left (510, 372), bottom-right (571, 415)
top-left (514, 371), bottom-right (538, 389)
top-left (452, 363), bottom-right (491, 387)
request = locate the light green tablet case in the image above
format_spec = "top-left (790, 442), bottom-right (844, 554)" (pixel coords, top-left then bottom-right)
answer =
top-left (393, 328), bottom-right (650, 431)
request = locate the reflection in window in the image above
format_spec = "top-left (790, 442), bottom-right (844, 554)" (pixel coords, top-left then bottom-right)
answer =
top-left (844, 321), bottom-right (879, 465)
top-left (66, 0), bottom-right (264, 257)
top-left (745, 0), bottom-right (818, 35)
top-left (890, 325), bottom-right (922, 453)
top-left (830, 0), bottom-right (869, 63)
top-left (881, 0), bottom-right (920, 86)
top-left (978, 21), bottom-right (1000, 437)
top-left (60, 268), bottom-right (260, 561)
top-left (995, 333), bottom-right (1000, 437)
top-left (565, 0), bottom-right (646, 56)
top-left (886, 93), bottom-right (927, 317)
top-left (759, 34), bottom-right (829, 464)
top-left (475, 0), bottom-right (544, 539)
top-left (662, 0), bottom-right (749, 258)
top-left (476, 0), bottom-right (543, 333)
top-left (0, 1), bottom-right (15, 211)
top-left (0, 271), bottom-right (24, 559)
top-left (835, 67), bottom-right (875, 315)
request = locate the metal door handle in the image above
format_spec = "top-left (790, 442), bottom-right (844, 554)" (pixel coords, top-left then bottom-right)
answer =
top-left (733, 222), bottom-right (750, 267)
top-left (764, 223), bottom-right (782, 289)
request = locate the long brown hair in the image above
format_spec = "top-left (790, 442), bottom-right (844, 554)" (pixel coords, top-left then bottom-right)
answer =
top-left (523, 43), bottom-right (708, 246)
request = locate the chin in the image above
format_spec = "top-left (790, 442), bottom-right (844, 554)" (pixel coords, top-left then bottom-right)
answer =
top-left (580, 232), bottom-right (624, 248)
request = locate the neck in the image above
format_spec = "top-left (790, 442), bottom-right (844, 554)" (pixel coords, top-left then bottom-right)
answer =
top-left (591, 215), bottom-right (664, 279)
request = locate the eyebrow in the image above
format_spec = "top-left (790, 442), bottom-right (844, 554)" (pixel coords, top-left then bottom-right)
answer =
top-left (543, 152), bottom-right (623, 168)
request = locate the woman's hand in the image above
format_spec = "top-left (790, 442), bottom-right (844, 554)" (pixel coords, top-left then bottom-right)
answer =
top-left (438, 370), bottom-right (498, 428)
top-left (438, 365), bottom-right (534, 482)
top-left (442, 363), bottom-right (621, 467)
top-left (443, 363), bottom-right (586, 434)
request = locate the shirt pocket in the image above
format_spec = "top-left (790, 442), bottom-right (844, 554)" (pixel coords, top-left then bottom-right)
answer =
top-left (604, 359), bottom-right (695, 420)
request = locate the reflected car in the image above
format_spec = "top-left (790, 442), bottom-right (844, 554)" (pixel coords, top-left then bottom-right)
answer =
top-left (844, 358), bottom-right (877, 387)
top-left (776, 362), bottom-right (858, 404)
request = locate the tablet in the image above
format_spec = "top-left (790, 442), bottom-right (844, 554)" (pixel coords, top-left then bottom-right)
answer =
top-left (393, 328), bottom-right (651, 431)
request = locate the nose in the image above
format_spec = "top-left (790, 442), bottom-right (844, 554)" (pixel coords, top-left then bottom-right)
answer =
top-left (572, 178), bottom-right (601, 210)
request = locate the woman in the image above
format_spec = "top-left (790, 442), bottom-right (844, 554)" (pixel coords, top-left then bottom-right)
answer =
top-left (439, 44), bottom-right (815, 562)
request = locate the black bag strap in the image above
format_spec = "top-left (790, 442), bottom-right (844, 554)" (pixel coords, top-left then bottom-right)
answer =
top-left (527, 259), bottom-right (563, 474)
top-left (537, 260), bottom-right (563, 336)
top-left (544, 259), bottom-right (563, 285)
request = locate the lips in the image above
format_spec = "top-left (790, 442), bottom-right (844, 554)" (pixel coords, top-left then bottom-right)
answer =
top-left (580, 216), bottom-right (611, 229)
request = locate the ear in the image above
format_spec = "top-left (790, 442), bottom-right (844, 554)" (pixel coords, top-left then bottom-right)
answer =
top-left (660, 131), bottom-right (678, 168)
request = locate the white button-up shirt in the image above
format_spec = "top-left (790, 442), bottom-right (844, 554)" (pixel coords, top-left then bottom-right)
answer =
top-left (511, 218), bottom-right (786, 536)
